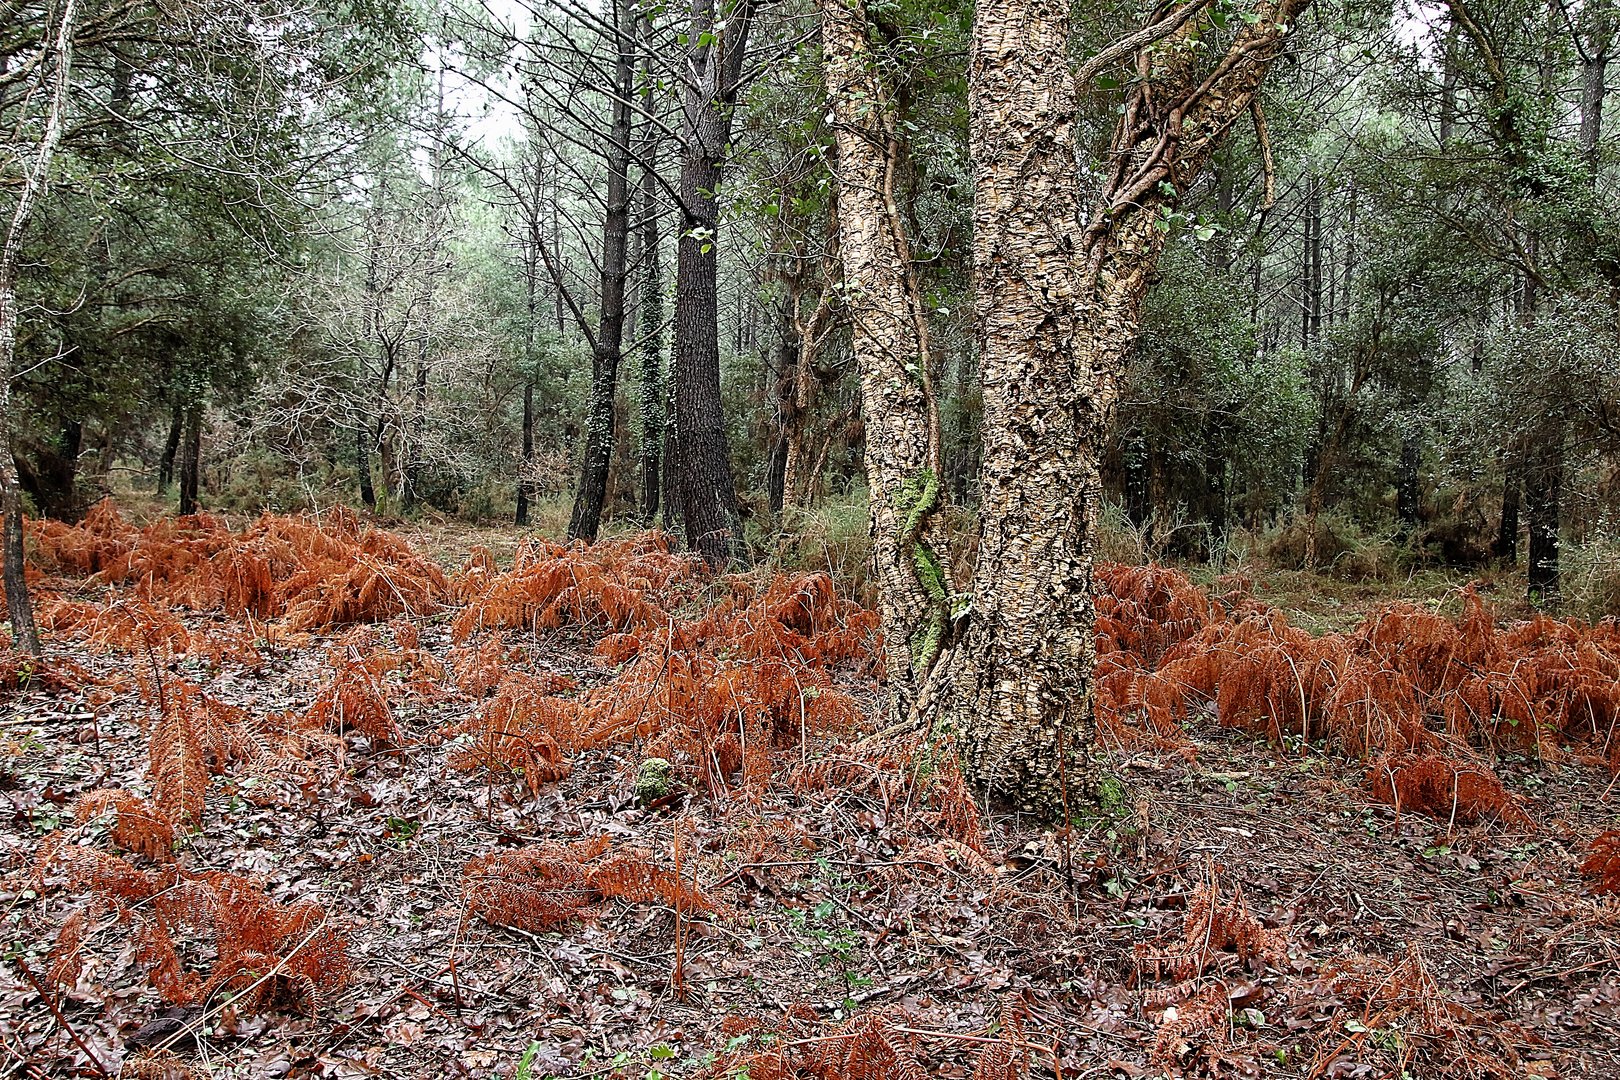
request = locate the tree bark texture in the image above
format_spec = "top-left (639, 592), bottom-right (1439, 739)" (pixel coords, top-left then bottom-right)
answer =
top-left (356, 418), bottom-right (376, 509)
top-left (672, 0), bottom-right (756, 565)
top-left (568, 0), bottom-right (637, 543)
top-left (821, 0), bottom-right (952, 715)
top-left (955, 0), bottom-right (1310, 816)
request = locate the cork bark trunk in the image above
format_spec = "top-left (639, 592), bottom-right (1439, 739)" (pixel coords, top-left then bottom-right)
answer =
top-left (954, 0), bottom-right (1310, 817)
top-left (821, 0), bottom-right (952, 714)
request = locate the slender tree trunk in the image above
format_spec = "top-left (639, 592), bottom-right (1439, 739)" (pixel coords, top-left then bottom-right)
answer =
top-left (1495, 456), bottom-right (1520, 563)
top-left (1581, 37), bottom-right (1609, 172)
top-left (158, 403), bottom-right (182, 491)
top-left (0, 0), bottom-right (78, 655)
top-left (1122, 427), bottom-right (1151, 532)
top-left (1396, 429), bottom-right (1422, 532)
top-left (1303, 175), bottom-right (1322, 347)
top-left (766, 310), bottom-right (796, 518)
top-left (568, 0), bottom-right (637, 543)
top-left (661, 390), bottom-right (683, 535)
top-left (822, 0), bottom-right (951, 713)
top-left (672, 0), bottom-right (756, 565)
top-left (357, 420), bottom-right (376, 509)
top-left (177, 405), bottom-right (202, 516)
top-left (515, 378), bottom-right (534, 526)
top-left (635, 56), bottom-right (665, 524)
top-left (403, 359), bottom-right (428, 511)
top-left (1526, 425), bottom-right (1563, 606)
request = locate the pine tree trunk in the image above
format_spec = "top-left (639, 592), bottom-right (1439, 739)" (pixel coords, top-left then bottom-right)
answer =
top-left (671, 0), bottom-right (755, 565)
top-left (177, 405), bottom-right (202, 516)
top-left (636, 103), bottom-right (665, 524)
top-left (568, 0), bottom-right (637, 543)
top-left (822, 0), bottom-right (951, 714)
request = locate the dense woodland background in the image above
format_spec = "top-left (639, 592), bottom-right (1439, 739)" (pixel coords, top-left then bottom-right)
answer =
top-left (6, 0), bottom-right (1620, 612)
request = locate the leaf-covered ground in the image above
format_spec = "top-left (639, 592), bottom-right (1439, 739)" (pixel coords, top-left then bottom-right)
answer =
top-left (2, 506), bottom-right (1618, 1080)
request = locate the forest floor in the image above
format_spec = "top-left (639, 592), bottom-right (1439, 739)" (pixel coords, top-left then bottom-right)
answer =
top-left (2, 506), bottom-right (1618, 1080)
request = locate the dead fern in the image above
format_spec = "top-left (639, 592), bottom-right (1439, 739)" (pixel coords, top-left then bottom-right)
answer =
top-left (804, 1010), bottom-right (929, 1080)
top-left (463, 838), bottom-right (610, 930)
top-left (73, 789), bottom-right (174, 861)
top-left (444, 671), bottom-right (576, 795)
top-left (1580, 830), bottom-right (1620, 894)
top-left (1367, 753), bottom-right (1528, 826)
top-left (1150, 983), bottom-right (1230, 1072)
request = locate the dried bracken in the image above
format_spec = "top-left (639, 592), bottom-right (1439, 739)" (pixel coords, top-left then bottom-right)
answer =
top-left (463, 836), bottom-right (717, 932)
top-left (1150, 983), bottom-right (1230, 1071)
top-left (1581, 830), bottom-right (1620, 894)
top-left (73, 789), bottom-right (174, 861)
top-left (1367, 753), bottom-right (1529, 826)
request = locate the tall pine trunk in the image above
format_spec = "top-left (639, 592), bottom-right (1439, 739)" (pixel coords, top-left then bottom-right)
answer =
top-left (568, 0), bottom-right (637, 543)
top-left (635, 43), bottom-right (665, 525)
top-left (671, 0), bottom-right (755, 565)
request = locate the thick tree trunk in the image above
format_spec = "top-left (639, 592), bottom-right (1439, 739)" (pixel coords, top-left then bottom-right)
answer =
top-left (822, 0), bottom-right (952, 714)
top-left (954, 0), bottom-right (1309, 816)
top-left (568, 0), bottom-right (637, 543)
top-left (158, 403), bottom-right (182, 491)
top-left (177, 404), bottom-right (202, 516)
top-left (954, 0), bottom-right (1097, 816)
top-left (672, 0), bottom-right (755, 565)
